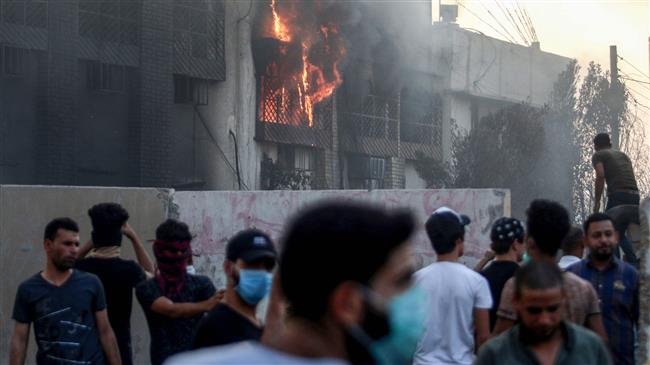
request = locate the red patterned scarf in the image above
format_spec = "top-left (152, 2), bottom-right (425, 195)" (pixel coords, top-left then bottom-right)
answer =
top-left (153, 239), bottom-right (191, 299)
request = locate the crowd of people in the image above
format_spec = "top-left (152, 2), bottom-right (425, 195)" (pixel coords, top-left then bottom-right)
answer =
top-left (7, 132), bottom-right (641, 365)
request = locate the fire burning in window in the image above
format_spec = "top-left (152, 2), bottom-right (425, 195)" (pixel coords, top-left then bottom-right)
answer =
top-left (258, 0), bottom-right (346, 127)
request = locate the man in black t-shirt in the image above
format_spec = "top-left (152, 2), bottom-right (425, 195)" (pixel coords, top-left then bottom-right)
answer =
top-left (192, 229), bottom-right (277, 350)
top-left (136, 219), bottom-right (220, 365)
top-left (479, 217), bottom-right (525, 331)
top-left (10, 217), bottom-right (121, 365)
top-left (76, 203), bottom-right (154, 365)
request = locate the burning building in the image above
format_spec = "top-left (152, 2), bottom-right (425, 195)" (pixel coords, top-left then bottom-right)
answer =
top-left (0, 0), bottom-right (570, 191)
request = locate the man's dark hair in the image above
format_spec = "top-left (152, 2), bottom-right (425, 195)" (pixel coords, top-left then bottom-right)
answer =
top-left (156, 219), bottom-right (192, 242)
top-left (280, 201), bottom-right (414, 322)
top-left (583, 213), bottom-right (615, 234)
top-left (425, 215), bottom-right (464, 255)
top-left (526, 199), bottom-right (570, 257)
top-left (492, 239), bottom-right (515, 255)
top-left (594, 133), bottom-right (611, 149)
top-left (561, 226), bottom-right (583, 254)
top-left (44, 217), bottom-right (79, 241)
top-left (88, 202), bottom-right (129, 229)
top-left (515, 261), bottom-right (564, 299)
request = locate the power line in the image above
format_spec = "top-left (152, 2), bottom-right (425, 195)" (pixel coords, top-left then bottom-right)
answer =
top-left (618, 55), bottom-right (649, 79)
top-left (456, 2), bottom-right (519, 45)
top-left (621, 76), bottom-right (650, 86)
top-left (493, 0), bottom-right (527, 44)
top-left (476, 1), bottom-right (519, 44)
top-left (523, 7), bottom-right (538, 42)
top-left (514, 3), bottom-right (534, 44)
top-left (503, 2), bottom-right (530, 44)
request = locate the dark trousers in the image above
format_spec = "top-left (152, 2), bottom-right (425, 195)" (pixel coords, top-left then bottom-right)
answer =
top-left (606, 192), bottom-right (640, 266)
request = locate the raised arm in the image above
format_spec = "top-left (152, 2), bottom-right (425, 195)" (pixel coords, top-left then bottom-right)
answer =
top-left (77, 239), bottom-right (94, 260)
top-left (122, 223), bottom-right (155, 278)
top-left (594, 162), bottom-right (605, 213)
top-left (151, 291), bottom-right (223, 319)
top-left (95, 309), bottom-right (122, 365)
top-left (9, 322), bottom-right (30, 365)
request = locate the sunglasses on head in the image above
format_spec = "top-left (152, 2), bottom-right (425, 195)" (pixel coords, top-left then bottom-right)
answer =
top-left (525, 305), bottom-right (560, 315)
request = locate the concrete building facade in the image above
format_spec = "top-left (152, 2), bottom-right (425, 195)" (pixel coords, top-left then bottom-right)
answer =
top-left (0, 1), bottom-right (570, 192)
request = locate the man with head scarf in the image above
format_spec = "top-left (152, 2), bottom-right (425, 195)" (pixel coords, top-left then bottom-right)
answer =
top-left (135, 219), bottom-right (220, 365)
top-left (76, 203), bottom-right (154, 365)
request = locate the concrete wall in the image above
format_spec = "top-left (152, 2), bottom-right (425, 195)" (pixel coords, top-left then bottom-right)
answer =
top-left (0, 186), bottom-right (172, 365)
top-left (637, 199), bottom-right (650, 364)
top-left (176, 189), bottom-right (511, 290)
top-left (0, 186), bottom-right (509, 364)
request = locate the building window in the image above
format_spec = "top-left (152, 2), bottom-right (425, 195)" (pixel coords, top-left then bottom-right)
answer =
top-left (87, 61), bottom-right (126, 92)
top-left (2, 46), bottom-right (25, 77)
top-left (348, 154), bottom-right (385, 190)
top-left (1, 0), bottom-right (47, 29)
top-left (174, 74), bottom-right (209, 105)
top-left (79, 0), bottom-right (140, 46)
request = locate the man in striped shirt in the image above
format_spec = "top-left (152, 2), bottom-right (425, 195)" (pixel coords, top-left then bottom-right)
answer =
top-left (567, 213), bottom-right (639, 365)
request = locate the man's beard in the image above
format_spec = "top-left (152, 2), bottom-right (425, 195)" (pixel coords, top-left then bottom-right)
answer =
top-left (520, 322), bottom-right (560, 344)
top-left (52, 256), bottom-right (74, 271)
top-left (592, 247), bottom-right (614, 261)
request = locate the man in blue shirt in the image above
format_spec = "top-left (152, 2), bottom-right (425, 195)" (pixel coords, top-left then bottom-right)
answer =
top-left (567, 213), bottom-right (639, 365)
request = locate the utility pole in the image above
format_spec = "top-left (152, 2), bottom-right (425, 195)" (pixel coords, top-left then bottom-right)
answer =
top-left (609, 45), bottom-right (621, 149)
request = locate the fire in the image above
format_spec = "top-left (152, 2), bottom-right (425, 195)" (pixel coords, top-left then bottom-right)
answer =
top-left (270, 0), bottom-right (291, 43)
top-left (260, 0), bottom-right (345, 128)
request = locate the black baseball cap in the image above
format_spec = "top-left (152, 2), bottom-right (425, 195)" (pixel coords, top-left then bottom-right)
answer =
top-left (425, 207), bottom-right (471, 238)
top-left (226, 229), bottom-right (277, 264)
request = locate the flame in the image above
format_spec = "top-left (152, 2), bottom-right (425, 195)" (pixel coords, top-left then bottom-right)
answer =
top-left (261, 2), bottom-right (345, 128)
top-left (270, 0), bottom-right (291, 43)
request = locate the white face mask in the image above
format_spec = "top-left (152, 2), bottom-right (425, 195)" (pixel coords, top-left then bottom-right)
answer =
top-left (186, 265), bottom-right (196, 275)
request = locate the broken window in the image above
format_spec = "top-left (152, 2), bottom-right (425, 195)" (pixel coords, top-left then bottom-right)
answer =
top-left (174, 74), bottom-right (209, 105)
top-left (348, 154), bottom-right (385, 190)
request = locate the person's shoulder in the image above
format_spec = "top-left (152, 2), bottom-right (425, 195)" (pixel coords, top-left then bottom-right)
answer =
top-left (135, 277), bottom-right (158, 292)
top-left (73, 269), bottom-right (102, 284)
top-left (566, 322), bottom-right (605, 347)
top-left (167, 342), bottom-right (287, 365)
top-left (188, 274), bottom-right (214, 286)
top-left (17, 272), bottom-right (45, 290)
top-left (167, 341), bottom-right (255, 364)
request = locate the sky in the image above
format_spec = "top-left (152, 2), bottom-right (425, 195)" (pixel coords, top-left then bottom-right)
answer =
top-left (450, 0), bottom-right (650, 116)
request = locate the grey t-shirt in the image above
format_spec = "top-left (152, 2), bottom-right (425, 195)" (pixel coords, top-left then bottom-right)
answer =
top-left (165, 341), bottom-right (349, 365)
top-left (12, 270), bottom-right (107, 365)
top-left (592, 149), bottom-right (638, 193)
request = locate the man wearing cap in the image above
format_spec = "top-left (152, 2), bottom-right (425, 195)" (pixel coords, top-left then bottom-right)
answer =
top-left (135, 219), bottom-right (220, 365)
top-left (413, 207), bottom-right (492, 365)
top-left (192, 229), bottom-right (277, 350)
top-left (479, 217), bottom-right (525, 331)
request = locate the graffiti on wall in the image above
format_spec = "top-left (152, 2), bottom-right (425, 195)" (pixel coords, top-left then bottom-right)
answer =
top-left (174, 189), bottom-right (510, 281)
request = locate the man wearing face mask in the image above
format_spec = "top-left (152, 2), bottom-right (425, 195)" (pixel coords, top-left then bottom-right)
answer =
top-left (192, 229), bottom-right (276, 349)
top-left (167, 201), bottom-right (426, 365)
top-left (136, 219), bottom-right (220, 365)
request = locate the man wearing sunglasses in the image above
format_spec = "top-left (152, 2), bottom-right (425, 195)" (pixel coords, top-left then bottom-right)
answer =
top-left (475, 261), bottom-right (611, 365)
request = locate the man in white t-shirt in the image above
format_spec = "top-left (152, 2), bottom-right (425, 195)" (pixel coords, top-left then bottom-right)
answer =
top-left (414, 207), bottom-right (492, 365)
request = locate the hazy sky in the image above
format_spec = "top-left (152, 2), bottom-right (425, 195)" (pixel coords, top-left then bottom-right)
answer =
top-left (453, 0), bottom-right (650, 114)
